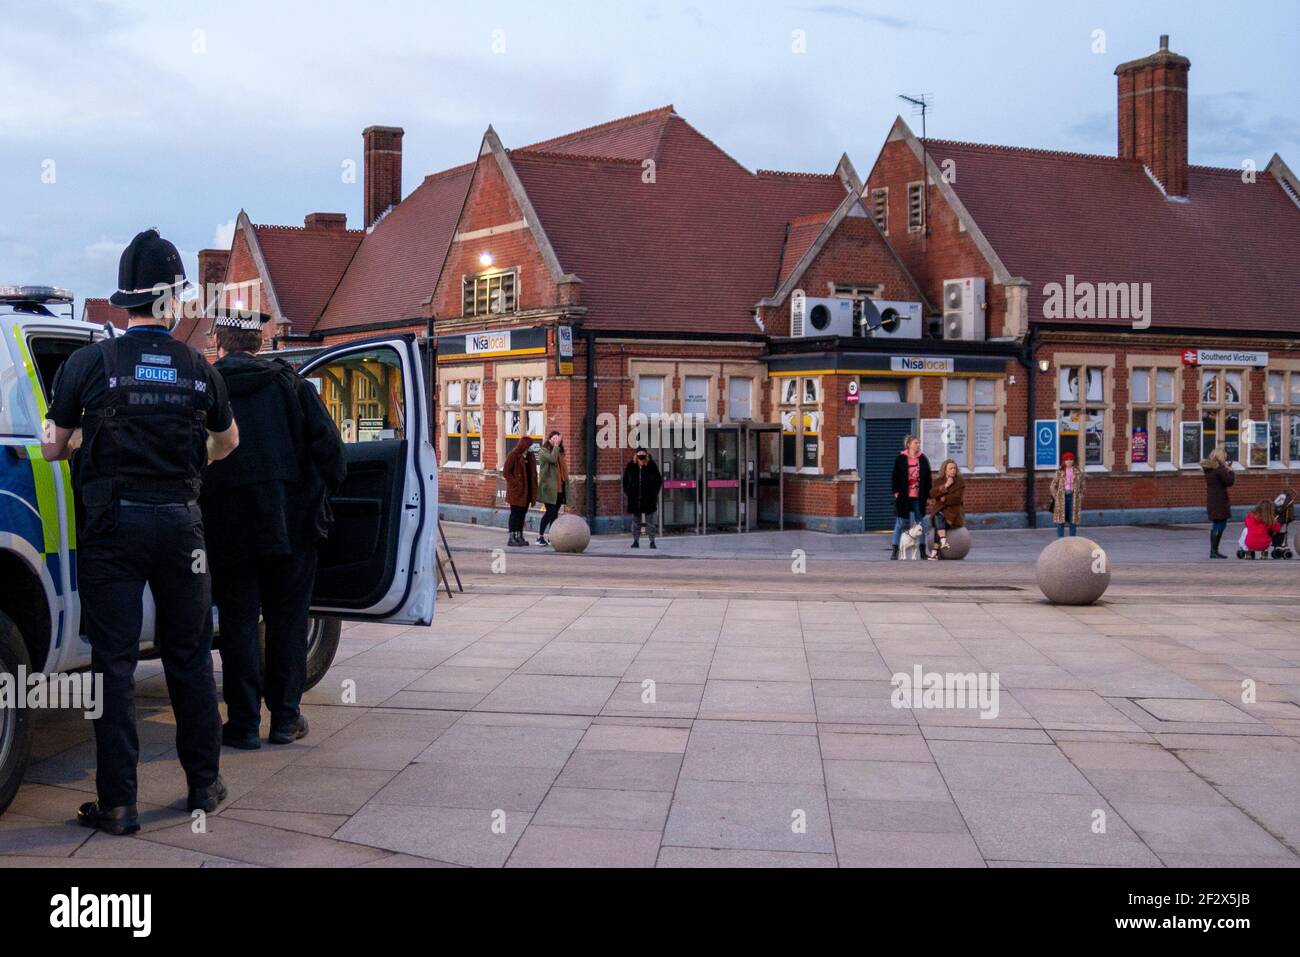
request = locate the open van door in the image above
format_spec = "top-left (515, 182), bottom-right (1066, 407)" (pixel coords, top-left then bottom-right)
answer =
top-left (299, 335), bottom-right (437, 626)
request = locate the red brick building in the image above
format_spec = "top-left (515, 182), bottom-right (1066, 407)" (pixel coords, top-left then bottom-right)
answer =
top-left (190, 36), bottom-right (1300, 534)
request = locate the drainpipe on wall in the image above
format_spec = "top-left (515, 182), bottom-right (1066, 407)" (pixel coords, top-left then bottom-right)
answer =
top-left (585, 328), bottom-right (598, 524)
top-left (1020, 325), bottom-right (1037, 529)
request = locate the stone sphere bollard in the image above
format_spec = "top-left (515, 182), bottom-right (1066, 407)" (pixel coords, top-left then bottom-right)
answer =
top-left (1035, 536), bottom-right (1111, 605)
top-left (547, 514), bottom-right (592, 553)
top-left (939, 526), bottom-right (972, 560)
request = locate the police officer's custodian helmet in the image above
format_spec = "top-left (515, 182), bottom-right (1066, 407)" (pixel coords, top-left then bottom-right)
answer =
top-left (109, 228), bottom-right (190, 309)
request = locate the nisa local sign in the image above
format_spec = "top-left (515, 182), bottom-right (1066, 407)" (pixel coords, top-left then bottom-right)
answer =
top-left (890, 356), bottom-right (955, 375)
top-left (467, 331), bottom-right (511, 355)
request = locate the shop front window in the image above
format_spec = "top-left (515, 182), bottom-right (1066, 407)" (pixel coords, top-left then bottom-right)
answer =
top-left (1200, 369), bottom-right (1244, 464)
top-left (944, 377), bottom-right (999, 470)
top-left (779, 376), bottom-right (821, 470)
top-left (503, 376), bottom-right (544, 448)
top-left (444, 377), bottom-right (483, 467)
top-left (1129, 366), bottom-right (1176, 467)
top-left (1266, 371), bottom-right (1300, 467)
top-left (682, 375), bottom-right (709, 417)
top-left (1057, 365), bottom-right (1107, 467)
top-left (638, 375), bottom-right (665, 416)
top-left (727, 377), bottom-right (753, 420)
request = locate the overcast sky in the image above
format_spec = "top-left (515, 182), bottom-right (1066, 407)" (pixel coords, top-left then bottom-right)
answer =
top-left (3, 0), bottom-right (1297, 306)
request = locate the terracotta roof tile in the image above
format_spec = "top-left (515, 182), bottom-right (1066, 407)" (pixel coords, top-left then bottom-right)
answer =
top-left (315, 164), bottom-right (474, 333)
top-left (252, 223), bottom-right (364, 334)
top-left (80, 298), bottom-right (129, 330)
top-left (511, 115), bottom-right (848, 335)
top-left (927, 139), bottom-right (1300, 333)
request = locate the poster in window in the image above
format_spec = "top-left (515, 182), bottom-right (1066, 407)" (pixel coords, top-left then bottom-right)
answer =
top-left (802, 436), bottom-right (819, 469)
top-left (920, 418), bottom-right (947, 466)
top-left (947, 418), bottom-right (967, 468)
top-left (1180, 422), bottom-right (1202, 468)
top-left (526, 410), bottom-right (544, 437)
top-left (1247, 420), bottom-right (1270, 468)
top-left (973, 412), bottom-right (995, 468)
top-left (506, 409), bottom-right (522, 437)
top-left (781, 378), bottom-right (799, 405)
top-left (1084, 409), bottom-right (1104, 465)
top-left (448, 381), bottom-right (462, 406)
top-left (803, 378), bottom-right (819, 403)
top-left (527, 378), bottom-right (544, 404)
top-left (466, 380), bottom-right (481, 405)
top-left (467, 435), bottom-right (482, 463)
top-left (505, 379), bottom-right (521, 404)
top-left (1131, 426), bottom-right (1148, 464)
top-left (683, 376), bottom-right (709, 416)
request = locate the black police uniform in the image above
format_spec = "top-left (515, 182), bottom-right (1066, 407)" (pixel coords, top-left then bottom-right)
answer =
top-left (200, 350), bottom-right (345, 743)
top-left (48, 325), bottom-right (232, 811)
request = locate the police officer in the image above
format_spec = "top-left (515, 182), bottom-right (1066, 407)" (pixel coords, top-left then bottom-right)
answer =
top-left (200, 309), bottom-right (345, 749)
top-left (42, 229), bottom-right (239, 836)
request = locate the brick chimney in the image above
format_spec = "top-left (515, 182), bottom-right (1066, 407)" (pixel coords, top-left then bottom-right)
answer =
top-left (1115, 35), bottom-right (1191, 197)
top-left (363, 125), bottom-right (404, 227)
top-left (196, 248), bottom-right (230, 314)
top-left (304, 212), bottom-right (348, 230)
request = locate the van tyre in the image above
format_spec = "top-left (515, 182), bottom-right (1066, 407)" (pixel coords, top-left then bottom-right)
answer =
top-left (0, 610), bottom-right (35, 817)
top-left (257, 617), bottom-right (342, 693)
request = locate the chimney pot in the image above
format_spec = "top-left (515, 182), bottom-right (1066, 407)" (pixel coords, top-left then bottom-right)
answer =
top-left (304, 212), bottom-right (347, 230)
top-left (363, 125), bottom-right (404, 228)
top-left (1115, 36), bottom-right (1191, 197)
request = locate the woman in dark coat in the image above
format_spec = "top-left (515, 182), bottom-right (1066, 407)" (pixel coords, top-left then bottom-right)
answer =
top-left (890, 435), bottom-right (933, 559)
top-left (1201, 446), bottom-right (1235, 559)
top-left (926, 458), bottom-right (965, 560)
top-left (503, 434), bottom-right (537, 547)
top-left (622, 447), bottom-right (663, 548)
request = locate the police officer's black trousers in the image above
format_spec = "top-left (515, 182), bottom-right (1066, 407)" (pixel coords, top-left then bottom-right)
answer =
top-left (78, 502), bottom-right (222, 807)
top-left (211, 549), bottom-right (318, 735)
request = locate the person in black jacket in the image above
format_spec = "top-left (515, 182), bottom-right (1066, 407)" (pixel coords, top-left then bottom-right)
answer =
top-left (200, 309), bottom-right (346, 749)
top-left (622, 447), bottom-right (663, 548)
top-left (890, 435), bottom-right (933, 560)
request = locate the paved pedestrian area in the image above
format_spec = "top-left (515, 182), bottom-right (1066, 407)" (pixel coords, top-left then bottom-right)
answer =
top-left (4, 591), bottom-right (1299, 867)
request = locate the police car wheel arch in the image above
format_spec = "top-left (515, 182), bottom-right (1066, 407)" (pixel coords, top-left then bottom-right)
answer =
top-left (0, 608), bottom-right (35, 817)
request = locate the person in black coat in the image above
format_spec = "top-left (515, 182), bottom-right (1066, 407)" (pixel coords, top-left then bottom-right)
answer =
top-left (622, 447), bottom-right (663, 548)
top-left (890, 435), bottom-right (933, 559)
top-left (200, 310), bottom-right (346, 750)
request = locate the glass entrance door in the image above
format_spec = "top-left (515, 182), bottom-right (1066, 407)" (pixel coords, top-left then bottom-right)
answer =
top-left (747, 425), bottom-right (783, 530)
top-left (657, 441), bottom-right (700, 533)
top-left (703, 426), bottom-right (741, 533)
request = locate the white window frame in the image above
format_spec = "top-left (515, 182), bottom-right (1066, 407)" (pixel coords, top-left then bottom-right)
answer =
top-left (1199, 367), bottom-right (1247, 469)
top-left (778, 376), bottom-right (822, 474)
top-left (1265, 368), bottom-right (1300, 469)
top-left (942, 376), bottom-right (1002, 474)
top-left (442, 372), bottom-right (484, 469)
top-left (1127, 363), bottom-right (1179, 472)
top-left (1055, 357), bottom-right (1113, 472)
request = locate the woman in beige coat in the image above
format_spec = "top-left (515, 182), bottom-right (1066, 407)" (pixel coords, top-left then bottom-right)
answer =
top-left (1048, 451), bottom-right (1085, 537)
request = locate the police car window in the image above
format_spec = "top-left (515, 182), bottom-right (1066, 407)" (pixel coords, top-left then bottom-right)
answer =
top-left (308, 348), bottom-right (406, 443)
top-left (28, 336), bottom-right (87, 404)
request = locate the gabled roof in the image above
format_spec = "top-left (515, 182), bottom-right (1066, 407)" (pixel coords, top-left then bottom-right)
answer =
top-left (887, 119), bottom-right (1300, 333)
top-left (315, 163), bottom-right (473, 333)
top-left (251, 219), bottom-right (363, 334)
top-left (520, 105), bottom-right (676, 163)
top-left (508, 113), bottom-right (849, 334)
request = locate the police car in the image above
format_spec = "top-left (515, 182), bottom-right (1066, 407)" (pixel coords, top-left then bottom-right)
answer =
top-left (0, 286), bottom-right (438, 815)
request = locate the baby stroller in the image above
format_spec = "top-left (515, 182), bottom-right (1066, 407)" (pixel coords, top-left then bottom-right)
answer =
top-left (1235, 489), bottom-right (1295, 560)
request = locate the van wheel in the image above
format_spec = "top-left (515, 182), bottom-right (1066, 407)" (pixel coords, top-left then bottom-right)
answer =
top-left (256, 617), bottom-right (342, 693)
top-left (0, 610), bottom-right (35, 817)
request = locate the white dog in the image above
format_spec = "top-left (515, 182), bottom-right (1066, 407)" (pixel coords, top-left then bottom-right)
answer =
top-left (898, 522), bottom-right (927, 559)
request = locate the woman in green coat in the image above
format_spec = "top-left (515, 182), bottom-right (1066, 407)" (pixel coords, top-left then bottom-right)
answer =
top-left (535, 430), bottom-right (567, 546)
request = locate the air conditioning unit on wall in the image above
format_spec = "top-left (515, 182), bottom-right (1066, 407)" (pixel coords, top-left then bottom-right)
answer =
top-left (791, 291), bottom-right (855, 338)
top-left (862, 299), bottom-right (923, 340)
top-left (943, 277), bottom-right (986, 341)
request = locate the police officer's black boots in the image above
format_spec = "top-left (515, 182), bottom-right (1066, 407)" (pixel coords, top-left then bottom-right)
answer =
top-left (222, 724), bottom-right (262, 751)
top-left (269, 714), bottom-right (309, 745)
top-left (77, 801), bottom-right (140, 836)
top-left (187, 776), bottom-right (228, 814)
